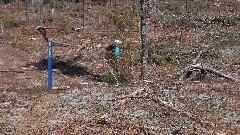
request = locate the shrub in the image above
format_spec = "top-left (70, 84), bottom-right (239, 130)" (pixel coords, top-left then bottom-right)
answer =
top-left (49, 1), bottom-right (64, 10)
top-left (148, 40), bottom-right (175, 65)
top-left (91, 0), bottom-right (108, 5)
top-left (56, 19), bottom-right (74, 34)
top-left (101, 51), bottom-right (131, 85)
top-left (106, 9), bottom-right (135, 31)
top-left (42, 15), bottom-right (54, 24)
top-left (6, 19), bottom-right (26, 28)
top-left (149, 54), bottom-right (163, 65)
top-left (100, 68), bottom-right (131, 85)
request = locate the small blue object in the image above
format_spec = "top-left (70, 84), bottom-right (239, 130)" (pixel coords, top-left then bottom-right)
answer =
top-left (114, 41), bottom-right (121, 59)
top-left (115, 45), bottom-right (120, 55)
top-left (48, 40), bottom-right (52, 89)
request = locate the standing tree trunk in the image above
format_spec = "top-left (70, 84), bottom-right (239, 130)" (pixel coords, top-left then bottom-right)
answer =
top-left (39, 0), bottom-right (43, 25)
top-left (157, 0), bottom-right (160, 12)
top-left (1, 20), bottom-right (4, 33)
top-left (82, 0), bottom-right (85, 30)
top-left (140, 0), bottom-right (148, 80)
top-left (185, 0), bottom-right (189, 15)
top-left (113, 0), bottom-right (117, 10)
top-left (17, 0), bottom-right (20, 14)
top-left (52, 0), bottom-right (55, 21)
top-left (25, 0), bottom-right (29, 21)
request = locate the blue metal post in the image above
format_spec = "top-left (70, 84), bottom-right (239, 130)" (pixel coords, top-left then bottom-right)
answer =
top-left (114, 40), bottom-right (121, 59)
top-left (115, 43), bottom-right (120, 55)
top-left (48, 40), bottom-right (52, 89)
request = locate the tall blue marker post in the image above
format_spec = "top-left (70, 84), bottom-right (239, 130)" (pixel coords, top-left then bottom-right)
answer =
top-left (48, 40), bottom-right (52, 89)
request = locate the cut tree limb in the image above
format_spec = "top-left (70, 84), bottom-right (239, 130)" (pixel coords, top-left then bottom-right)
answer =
top-left (147, 92), bottom-right (215, 130)
top-left (149, 93), bottom-right (202, 124)
top-left (101, 87), bottom-right (216, 130)
top-left (178, 50), bottom-right (239, 82)
top-left (178, 50), bottom-right (203, 80)
top-left (192, 64), bottom-right (240, 82)
top-left (180, 63), bottom-right (240, 82)
top-left (0, 70), bottom-right (24, 73)
top-left (100, 88), bottom-right (145, 106)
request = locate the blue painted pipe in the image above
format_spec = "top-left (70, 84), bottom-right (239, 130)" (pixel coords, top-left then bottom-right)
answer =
top-left (114, 42), bottom-right (121, 59)
top-left (48, 40), bottom-right (52, 89)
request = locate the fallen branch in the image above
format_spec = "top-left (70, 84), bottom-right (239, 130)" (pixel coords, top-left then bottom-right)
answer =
top-left (0, 70), bottom-right (24, 73)
top-left (192, 50), bottom-right (203, 64)
top-left (100, 96), bottom-right (143, 102)
top-left (116, 89), bottom-right (145, 106)
top-left (149, 94), bottom-right (201, 122)
top-left (100, 89), bottom-right (144, 105)
top-left (147, 92), bottom-right (214, 130)
top-left (113, 87), bottom-right (216, 130)
top-left (192, 64), bottom-right (240, 82)
top-left (180, 63), bottom-right (240, 82)
top-left (101, 87), bottom-right (216, 130)
top-left (178, 50), bottom-right (203, 80)
top-left (36, 26), bottom-right (52, 42)
top-left (178, 50), bottom-right (239, 82)
top-left (52, 41), bottom-right (71, 47)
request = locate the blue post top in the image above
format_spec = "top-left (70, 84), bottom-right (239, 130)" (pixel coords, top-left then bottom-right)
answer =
top-left (48, 40), bottom-right (52, 46)
top-left (48, 40), bottom-right (52, 58)
top-left (48, 41), bottom-right (52, 50)
top-left (114, 43), bottom-right (120, 55)
top-left (114, 40), bottom-right (121, 59)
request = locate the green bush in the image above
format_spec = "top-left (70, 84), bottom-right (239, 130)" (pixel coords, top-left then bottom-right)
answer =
top-left (43, 15), bottom-right (54, 24)
top-left (100, 68), bottom-right (131, 85)
top-left (106, 10), bottom-right (135, 31)
top-left (91, 0), bottom-right (108, 5)
top-left (56, 20), bottom-right (74, 34)
top-left (6, 19), bottom-right (26, 28)
top-left (148, 40), bottom-right (174, 65)
top-left (150, 54), bottom-right (163, 65)
top-left (165, 54), bottom-right (173, 62)
top-left (49, 1), bottom-right (64, 10)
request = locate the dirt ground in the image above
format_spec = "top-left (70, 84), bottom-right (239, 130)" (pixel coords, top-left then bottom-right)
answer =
top-left (0, 0), bottom-right (240, 134)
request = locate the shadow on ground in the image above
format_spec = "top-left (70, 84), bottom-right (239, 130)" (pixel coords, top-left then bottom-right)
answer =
top-left (26, 58), bottom-right (101, 81)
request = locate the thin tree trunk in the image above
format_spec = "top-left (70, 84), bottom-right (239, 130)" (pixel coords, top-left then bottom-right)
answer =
top-left (53, 0), bottom-right (55, 14)
top-left (39, 0), bottom-right (43, 25)
top-left (1, 20), bottom-right (4, 33)
top-left (17, 0), bottom-right (20, 14)
top-left (25, 0), bottom-right (29, 21)
top-left (140, 0), bottom-right (148, 80)
top-left (185, 0), bottom-right (189, 15)
top-left (52, 0), bottom-right (55, 21)
top-left (83, 0), bottom-right (85, 30)
top-left (114, 0), bottom-right (117, 10)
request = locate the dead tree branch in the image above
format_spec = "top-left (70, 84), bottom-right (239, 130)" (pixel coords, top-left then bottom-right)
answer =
top-left (147, 92), bottom-right (214, 130)
top-left (0, 70), bottom-right (24, 73)
top-left (100, 88), bottom-right (145, 105)
top-left (192, 64), bottom-right (240, 82)
top-left (148, 93), bottom-right (202, 123)
top-left (100, 87), bottom-right (217, 130)
top-left (178, 50), bottom-right (239, 82)
top-left (180, 63), bottom-right (240, 82)
top-left (179, 50), bottom-right (203, 80)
